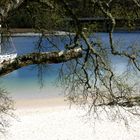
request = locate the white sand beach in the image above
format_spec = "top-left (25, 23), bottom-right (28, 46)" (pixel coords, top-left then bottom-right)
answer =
top-left (0, 97), bottom-right (140, 140)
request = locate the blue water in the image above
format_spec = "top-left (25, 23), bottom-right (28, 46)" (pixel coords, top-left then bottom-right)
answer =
top-left (0, 33), bottom-right (140, 100)
top-left (0, 36), bottom-right (64, 99)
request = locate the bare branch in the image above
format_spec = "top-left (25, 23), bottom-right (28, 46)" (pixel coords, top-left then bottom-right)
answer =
top-left (133, 0), bottom-right (140, 7)
top-left (0, 48), bottom-right (82, 76)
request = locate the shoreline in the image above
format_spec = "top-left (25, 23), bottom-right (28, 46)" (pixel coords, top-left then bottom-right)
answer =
top-left (2, 28), bottom-right (140, 37)
top-left (14, 97), bottom-right (69, 109)
top-left (1, 96), bottom-right (140, 140)
top-left (3, 28), bottom-right (75, 37)
top-left (3, 98), bottom-right (140, 140)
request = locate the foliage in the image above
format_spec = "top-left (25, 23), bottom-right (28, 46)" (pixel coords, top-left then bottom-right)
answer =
top-left (2, 0), bottom-right (140, 31)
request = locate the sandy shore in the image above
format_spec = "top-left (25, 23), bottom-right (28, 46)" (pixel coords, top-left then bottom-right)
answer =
top-left (15, 97), bottom-right (69, 109)
top-left (0, 97), bottom-right (140, 140)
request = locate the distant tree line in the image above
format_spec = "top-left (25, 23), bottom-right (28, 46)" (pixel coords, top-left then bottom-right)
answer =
top-left (3, 0), bottom-right (140, 31)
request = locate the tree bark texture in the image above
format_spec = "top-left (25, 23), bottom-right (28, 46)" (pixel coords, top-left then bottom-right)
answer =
top-left (0, 48), bottom-right (82, 76)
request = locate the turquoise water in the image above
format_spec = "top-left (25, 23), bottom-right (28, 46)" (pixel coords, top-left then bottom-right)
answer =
top-left (1, 36), bottom-right (64, 99)
top-left (0, 33), bottom-right (140, 99)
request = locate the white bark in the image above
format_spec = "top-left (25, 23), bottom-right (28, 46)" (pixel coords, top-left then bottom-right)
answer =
top-left (0, 48), bottom-right (82, 76)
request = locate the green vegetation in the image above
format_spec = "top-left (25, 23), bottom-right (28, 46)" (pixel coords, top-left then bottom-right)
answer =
top-left (3, 0), bottom-right (140, 31)
top-left (4, 1), bottom-right (64, 30)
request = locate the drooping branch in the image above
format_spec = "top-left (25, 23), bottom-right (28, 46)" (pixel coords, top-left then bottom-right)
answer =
top-left (0, 48), bottom-right (82, 76)
top-left (133, 0), bottom-right (140, 7)
top-left (0, 87), bottom-right (14, 134)
top-left (97, 0), bottom-right (140, 71)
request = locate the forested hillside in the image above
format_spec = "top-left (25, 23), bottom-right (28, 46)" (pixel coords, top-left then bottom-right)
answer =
top-left (3, 0), bottom-right (140, 31)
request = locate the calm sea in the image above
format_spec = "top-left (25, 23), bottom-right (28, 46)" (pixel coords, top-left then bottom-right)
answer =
top-left (0, 32), bottom-right (140, 100)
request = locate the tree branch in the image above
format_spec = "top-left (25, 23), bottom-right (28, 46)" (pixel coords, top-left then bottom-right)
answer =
top-left (0, 48), bottom-right (82, 76)
top-left (0, 0), bottom-right (24, 17)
